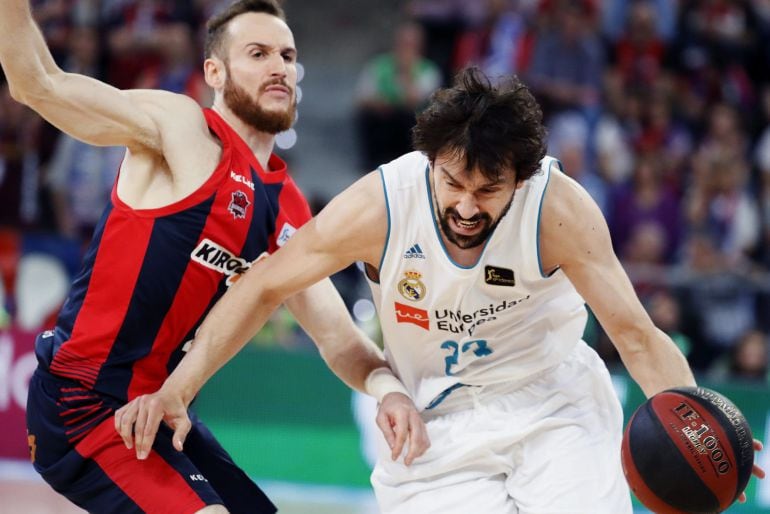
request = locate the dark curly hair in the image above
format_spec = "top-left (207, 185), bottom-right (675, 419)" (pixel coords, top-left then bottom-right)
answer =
top-left (205, 0), bottom-right (286, 59)
top-left (412, 67), bottom-right (547, 183)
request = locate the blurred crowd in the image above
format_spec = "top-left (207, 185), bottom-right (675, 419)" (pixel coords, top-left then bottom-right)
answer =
top-left (2, 0), bottom-right (770, 386)
top-left (354, 0), bottom-right (770, 385)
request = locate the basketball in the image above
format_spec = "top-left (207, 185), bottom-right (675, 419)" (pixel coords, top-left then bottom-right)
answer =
top-left (621, 387), bottom-right (754, 513)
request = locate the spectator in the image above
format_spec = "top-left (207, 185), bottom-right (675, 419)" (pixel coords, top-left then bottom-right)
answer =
top-left (602, 0), bottom-right (678, 43)
top-left (727, 329), bottom-right (769, 383)
top-left (407, 0), bottom-right (486, 84)
top-left (452, 0), bottom-right (530, 82)
top-left (612, 1), bottom-right (668, 91)
top-left (0, 85), bottom-right (42, 228)
top-left (135, 23), bottom-right (211, 105)
top-left (548, 111), bottom-right (609, 214)
top-left (647, 289), bottom-right (692, 358)
top-left (355, 21), bottom-right (441, 170)
top-left (610, 153), bottom-right (682, 262)
top-left (104, 0), bottom-right (196, 89)
top-left (687, 148), bottom-right (760, 262)
top-left (525, 0), bottom-right (604, 120)
top-left (678, 231), bottom-right (757, 371)
top-left (46, 135), bottom-right (123, 242)
top-left (711, 329), bottom-right (769, 383)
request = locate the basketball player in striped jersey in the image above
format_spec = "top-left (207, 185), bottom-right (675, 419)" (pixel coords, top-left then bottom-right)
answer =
top-left (117, 69), bottom-right (764, 512)
top-left (4, 1), bottom-right (428, 512)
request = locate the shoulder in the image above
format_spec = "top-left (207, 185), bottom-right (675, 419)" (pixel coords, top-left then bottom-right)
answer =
top-left (380, 151), bottom-right (428, 174)
top-left (126, 89), bottom-right (203, 116)
top-left (129, 90), bottom-right (213, 152)
top-left (127, 90), bottom-right (208, 133)
top-left (542, 163), bottom-right (600, 219)
top-left (312, 171), bottom-right (388, 266)
top-left (540, 164), bottom-right (611, 270)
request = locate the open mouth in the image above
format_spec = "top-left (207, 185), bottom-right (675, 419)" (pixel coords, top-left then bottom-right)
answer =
top-left (450, 216), bottom-right (482, 233)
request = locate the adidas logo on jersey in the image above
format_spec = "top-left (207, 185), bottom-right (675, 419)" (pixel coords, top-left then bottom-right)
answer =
top-left (403, 244), bottom-right (425, 259)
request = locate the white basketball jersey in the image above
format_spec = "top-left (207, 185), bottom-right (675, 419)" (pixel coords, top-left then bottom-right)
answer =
top-left (367, 151), bottom-right (588, 410)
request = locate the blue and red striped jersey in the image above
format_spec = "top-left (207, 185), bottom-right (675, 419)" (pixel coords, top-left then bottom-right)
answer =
top-left (35, 109), bottom-right (312, 401)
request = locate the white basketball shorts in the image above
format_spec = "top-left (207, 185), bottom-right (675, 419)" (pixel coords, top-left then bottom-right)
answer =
top-left (370, 342), bottom-right (633, 514)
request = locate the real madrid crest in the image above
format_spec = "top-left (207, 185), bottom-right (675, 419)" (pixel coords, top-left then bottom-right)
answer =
top-left (398, 270), bottom-right (426, 302)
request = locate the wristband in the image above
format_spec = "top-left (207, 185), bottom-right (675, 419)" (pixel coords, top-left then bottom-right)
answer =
top-left (364, 367), bottom-right (411, 403)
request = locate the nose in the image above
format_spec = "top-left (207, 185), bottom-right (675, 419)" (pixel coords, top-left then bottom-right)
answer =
top-left (267, 52), bottom-right (287, 78)
top-left (455, 193), bottom-right (479, 220)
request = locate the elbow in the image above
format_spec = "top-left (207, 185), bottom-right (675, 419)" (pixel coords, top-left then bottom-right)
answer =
top-left (260, 284), bottom-right (286, 311)
top-left (8, 72), bottom-right (58, 107)
top-left (612, 320), bottom-right (658, 357)
top-left (7, 82), bottom-right (26, 104)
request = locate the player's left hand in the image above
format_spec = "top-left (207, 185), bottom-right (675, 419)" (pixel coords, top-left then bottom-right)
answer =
top-left (376, 392), bottom-right (430, 466)
top-left (114, 387), bottom-right (191, 460)
top-left (738, 439), bottom-right (765, 503)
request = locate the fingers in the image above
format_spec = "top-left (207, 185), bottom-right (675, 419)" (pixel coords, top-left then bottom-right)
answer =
top-left (172, 416), bottom-right (192, 452)
top-left (404, 411), bottom-right (430, 466)
top-left (114, 401), bottom-right (138, 450)
top-left (752, 440), bottom-right (766, 479)
top-left (389, 410), bottom-right (409, 462)
top-left (376, 408), bottom-right (396, 451)
top-left (134, 396), bottom-right (164, 460)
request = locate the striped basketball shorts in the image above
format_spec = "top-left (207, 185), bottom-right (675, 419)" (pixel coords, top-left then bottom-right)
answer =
top-left (26, 367), bottom-right (275, 514)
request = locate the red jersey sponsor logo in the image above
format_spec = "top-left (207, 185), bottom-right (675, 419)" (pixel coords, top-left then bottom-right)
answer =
top-left (395, 302), bottom-right (429, 330)
top-left (191, 239), bottom-right (268, 286)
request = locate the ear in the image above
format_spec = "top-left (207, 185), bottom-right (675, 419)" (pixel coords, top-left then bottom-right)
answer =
top-left (204, 57), bottom-right (227, 90)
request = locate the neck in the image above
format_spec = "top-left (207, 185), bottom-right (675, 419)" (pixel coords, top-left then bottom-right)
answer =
top-left (212, 99), bottom-right (276, 170)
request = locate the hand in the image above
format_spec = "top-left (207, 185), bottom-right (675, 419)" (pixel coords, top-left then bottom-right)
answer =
top-left (738, 439), bottom-right (765, 503)
top-left (114, 388), bottom-right (191, 460)
top-left (375, 392), bottom-right (430, 466)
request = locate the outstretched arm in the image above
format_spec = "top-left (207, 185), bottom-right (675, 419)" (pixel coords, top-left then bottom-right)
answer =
top-left (284, 278), bottom-right (428, 463)
top-left (539, 165), bottom-right (764, 498)
top-left (114, 172), bottom-right (429, 462)
top-left (539, 165), bottom-right (695, 396)
top-left (0, 0), bottom-right (194, 151)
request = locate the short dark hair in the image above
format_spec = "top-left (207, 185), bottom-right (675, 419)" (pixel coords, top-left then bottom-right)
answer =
top-left (412, 67), bottom-right (547, 183)
top-left (205, 0), bottom-right (286, 59)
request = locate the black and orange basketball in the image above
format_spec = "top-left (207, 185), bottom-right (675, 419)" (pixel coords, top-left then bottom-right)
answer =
top-left (621, 387), bottom-right (754, 513)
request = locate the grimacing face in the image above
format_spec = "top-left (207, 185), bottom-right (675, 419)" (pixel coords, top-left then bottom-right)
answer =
top-left (431, 153), bottom-right (517, 249)
top-left (221, 12), bottom-right (298, 134)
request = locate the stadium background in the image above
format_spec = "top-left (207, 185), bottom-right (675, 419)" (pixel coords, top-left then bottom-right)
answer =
top-left (3, 0), bottom-right (770, 512)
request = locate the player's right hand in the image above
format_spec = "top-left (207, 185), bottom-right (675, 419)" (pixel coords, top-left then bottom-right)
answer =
top-left (114, 388), bottom-right (191, 460)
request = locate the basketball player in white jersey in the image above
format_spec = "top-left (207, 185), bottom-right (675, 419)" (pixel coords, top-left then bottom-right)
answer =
top-left (118, 67), bottom-right (764, 512)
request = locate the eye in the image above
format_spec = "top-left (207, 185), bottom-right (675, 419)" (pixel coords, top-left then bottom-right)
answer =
top-left (282, 52), bottom-right (295, 63)
top-left (251, 51), bottom-right (264, 59)
top-left (479, 187), bottom-right (500, 195)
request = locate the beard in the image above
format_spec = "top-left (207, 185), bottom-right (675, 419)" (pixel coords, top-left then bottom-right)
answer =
top-left (436, 194), bottom-right (515, 249)
top-left (223, 74), bottom-right (296, 134)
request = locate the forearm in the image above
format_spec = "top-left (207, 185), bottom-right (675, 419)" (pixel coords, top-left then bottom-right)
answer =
top-left (162, 275), bottom-right (283, 405)
top-left (319, 325), bottom-right (389, 392)
top-left (286, 280), bottom-right (386, 391)
top-left (0, 1), bottom-right (61, 101)
top-left (286, 279), bottom-right (408, 399)
top-left (618, 327), bottom-right (696, 398)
